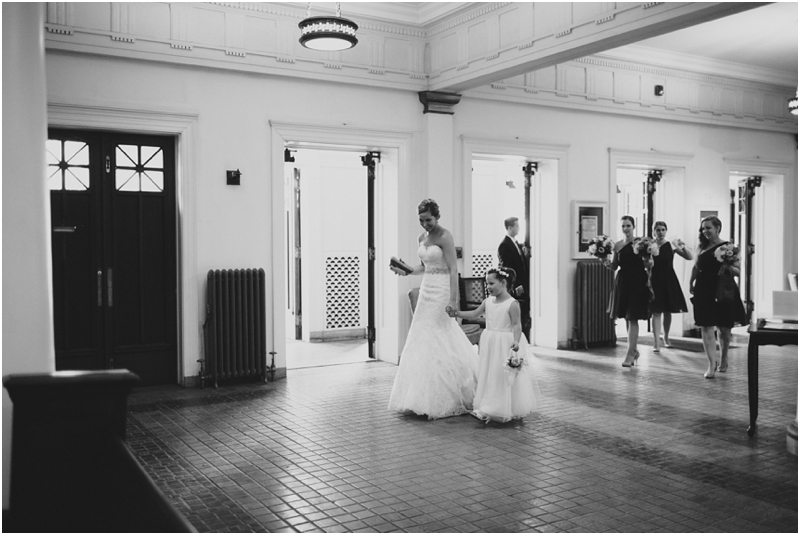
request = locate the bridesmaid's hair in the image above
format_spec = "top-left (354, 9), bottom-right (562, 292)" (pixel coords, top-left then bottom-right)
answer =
top-left (698, 215), bottom-right (722, 248)
top-left (417, 198), bottom-right (440, 218)
top-left (621, 215), bottom-right (636, 227)
top-left (487, 267), bottom-right (516, 290)
top-left (653, 220), bottom-right (668, 231)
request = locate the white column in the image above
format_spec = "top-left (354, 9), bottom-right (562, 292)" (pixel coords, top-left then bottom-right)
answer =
top-left (418, 91), bottom-right (462, 231)
top-left (2, 1), bottom-right (54, 509)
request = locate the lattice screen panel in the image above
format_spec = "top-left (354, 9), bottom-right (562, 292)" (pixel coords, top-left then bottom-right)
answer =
top-left (471, 254), bottom-right (495, 277)
top-left (325, 256), bottom-right (362, 329)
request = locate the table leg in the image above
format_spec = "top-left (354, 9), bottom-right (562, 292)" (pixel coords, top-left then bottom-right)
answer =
top-left (747, 339), bottom-right (758, 437)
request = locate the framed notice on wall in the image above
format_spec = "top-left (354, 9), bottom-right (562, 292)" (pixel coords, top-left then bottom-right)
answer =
top-left (572, 201), bottom-right (607, 258)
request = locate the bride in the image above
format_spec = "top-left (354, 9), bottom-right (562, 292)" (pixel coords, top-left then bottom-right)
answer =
top-left (387, 199), bottom-right (477, 419)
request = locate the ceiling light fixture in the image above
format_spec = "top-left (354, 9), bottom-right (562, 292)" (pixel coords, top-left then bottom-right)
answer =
top-left (298, 2), bottom-right (358, 51)
top-left (789, 90), bottom-right (798, 116)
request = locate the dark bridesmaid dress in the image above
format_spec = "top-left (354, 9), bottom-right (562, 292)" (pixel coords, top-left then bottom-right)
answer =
top-left (692, 242), bottom-right (747, 327)
top-left (608, 242), bottom-right (651, 321)
top-left (651, 242), bottom-right (688, 313)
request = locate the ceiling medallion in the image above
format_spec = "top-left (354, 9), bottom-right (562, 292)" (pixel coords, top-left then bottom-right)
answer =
top-left (298, 2), bottom-right (358, 51)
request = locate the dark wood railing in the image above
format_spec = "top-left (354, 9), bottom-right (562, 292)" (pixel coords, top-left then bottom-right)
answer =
top-left (3, 369), bottom-right (195, 532)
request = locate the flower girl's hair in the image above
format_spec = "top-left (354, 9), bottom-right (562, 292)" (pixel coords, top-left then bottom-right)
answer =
top-left (487, 267), bottom-right (516, 290)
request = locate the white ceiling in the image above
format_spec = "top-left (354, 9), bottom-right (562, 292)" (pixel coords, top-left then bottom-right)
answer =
top-left (284, 2), bottom-right (798, 85)
top-left (628, 1), bottom-right (798, 76)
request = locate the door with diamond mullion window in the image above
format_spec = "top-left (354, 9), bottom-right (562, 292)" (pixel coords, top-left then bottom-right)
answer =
top-left (105, 133), bottom-right (177, 385)
top-left (48, 129), bottom-right (177, 386)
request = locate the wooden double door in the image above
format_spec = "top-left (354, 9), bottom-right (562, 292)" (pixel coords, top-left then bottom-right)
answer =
top-left (48, 129), bottom-right (177, 386)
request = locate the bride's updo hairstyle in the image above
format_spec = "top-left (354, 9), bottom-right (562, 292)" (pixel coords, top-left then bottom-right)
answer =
top-left (417, 198), bottom-right (440, 218)
top-left (487, 267), bottom-right (516, 290)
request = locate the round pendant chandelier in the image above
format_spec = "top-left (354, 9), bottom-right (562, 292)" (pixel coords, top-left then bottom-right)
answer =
top-left (298, 2), bottom-right (358, 51)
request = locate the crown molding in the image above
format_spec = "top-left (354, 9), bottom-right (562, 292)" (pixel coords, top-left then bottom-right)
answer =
top-left (463, 85), bottom-right (798, 134)
top-left (597, 45), bottom-right (797, 89)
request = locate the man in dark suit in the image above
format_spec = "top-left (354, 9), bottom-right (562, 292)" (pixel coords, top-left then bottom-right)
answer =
top-left (498, 217), bottom-right (530, 338)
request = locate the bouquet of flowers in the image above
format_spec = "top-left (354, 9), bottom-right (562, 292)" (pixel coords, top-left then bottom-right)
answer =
top-left (632, 236), bottom-right (659, 258)
top-left (505, 349), bottom-right (527, 385)
top-left (507, 349), bottom-right (525, 370)
top-left (714, 243), bottom-right (740, 275)
top-left (587, 235), bottom-right (614, 260)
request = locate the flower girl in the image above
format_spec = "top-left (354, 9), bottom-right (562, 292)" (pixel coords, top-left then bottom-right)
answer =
top-left (448, 268), bottom-right (540, 423)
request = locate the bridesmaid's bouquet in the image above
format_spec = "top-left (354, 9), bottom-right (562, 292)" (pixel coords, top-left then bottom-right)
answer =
top-left (714, 243), bottom-right (741, 275)
top-left (587, 235), bottom-right (613, 260)
top-left (632, 236), bottom-right (659, 258)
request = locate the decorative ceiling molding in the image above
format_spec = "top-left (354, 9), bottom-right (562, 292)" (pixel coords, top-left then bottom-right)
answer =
top-left (426, 2), bottom-right (509, 37)
top-left (574, 57), bottom-right (793, 92)
top-left (596, 45), bottom-right (797, 89)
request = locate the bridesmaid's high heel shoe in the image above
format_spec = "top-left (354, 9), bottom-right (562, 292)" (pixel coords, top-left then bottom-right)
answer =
top-left (705, 362), bottom-right (718, 379)
top-left (717, 361), bottom-right (728, 373)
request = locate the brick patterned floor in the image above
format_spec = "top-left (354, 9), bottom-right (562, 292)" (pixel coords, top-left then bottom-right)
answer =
top-left (126, 341), bottom-right (798, 533)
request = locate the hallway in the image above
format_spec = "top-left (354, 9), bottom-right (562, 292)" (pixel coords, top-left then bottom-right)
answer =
top-left (126, 342), bottom-right (797, 533)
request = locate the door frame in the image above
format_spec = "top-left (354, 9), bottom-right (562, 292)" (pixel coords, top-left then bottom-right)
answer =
top-left (462, 136), bottom-right (569, 349)
top-left (48, 101), bottom-right (199, 385)
top-left (724, 157), bottom-right (793, 319)
top-left (270, 121), bottom-right (412, 369)
top-left (609, 148), bottom-right (693, 333)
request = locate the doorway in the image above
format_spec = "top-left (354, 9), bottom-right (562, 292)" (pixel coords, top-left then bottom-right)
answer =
top-left (47, 129), bottom-right (178, 386)
top-left (614, 165), bottom-right (689, 339)
top-left (727, 169), bottom-right (787, 321)
top-left (283, 147), bottom-right (377, 369)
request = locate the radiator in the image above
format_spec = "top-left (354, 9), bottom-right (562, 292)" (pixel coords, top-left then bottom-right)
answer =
top-left (202, 268), bottom-right (267, 388)
top-left (574, 260), bottom-right (616, 349)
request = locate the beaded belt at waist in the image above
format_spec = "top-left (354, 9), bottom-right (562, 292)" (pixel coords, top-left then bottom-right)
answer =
top-left (486, 328), bottom-right (513, 333)
top-left (425, 268), bottom-right (449, 275)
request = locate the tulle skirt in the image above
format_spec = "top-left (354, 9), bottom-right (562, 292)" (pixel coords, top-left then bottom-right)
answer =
top-left (473, 330), bottom-right (540, 423)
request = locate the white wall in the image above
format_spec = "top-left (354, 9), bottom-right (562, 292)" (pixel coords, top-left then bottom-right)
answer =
top-left (453, 96), bottom-right (797, 345)
top-left (37, 46), bottom-right (799, 380)
top-left (45, 52), bottom-right (424, 380)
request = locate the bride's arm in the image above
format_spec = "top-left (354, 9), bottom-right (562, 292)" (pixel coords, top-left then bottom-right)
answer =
top-left (441, 231), bottom-right (460, 311)
top-left (452, 300), bottom-right (486, 321)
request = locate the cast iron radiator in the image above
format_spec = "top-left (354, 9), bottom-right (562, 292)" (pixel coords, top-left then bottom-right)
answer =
top-left (574, 260), bottom-right (616, 349)
top-left (202, 268), bottom-right (267, 388)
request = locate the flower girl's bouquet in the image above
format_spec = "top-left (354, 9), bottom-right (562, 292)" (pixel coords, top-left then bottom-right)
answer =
top-left (587, 235), bottom-right (614, 261)
top-left (714, 243), bottom-right (741, 275)
top-left (505, 348), bottom-right (527, 385)
top-left (632, 236), bottom-right (659, 259)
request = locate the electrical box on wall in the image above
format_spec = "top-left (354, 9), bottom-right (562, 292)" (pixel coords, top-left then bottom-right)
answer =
top-left (227, 169), bottom-right (241, 186)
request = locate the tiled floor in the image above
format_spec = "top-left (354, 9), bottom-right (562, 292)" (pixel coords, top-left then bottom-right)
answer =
top-left (126, 340), bottom-right (797, 533)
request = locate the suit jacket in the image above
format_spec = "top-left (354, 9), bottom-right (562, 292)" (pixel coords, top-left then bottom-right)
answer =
top-left (497, 235), bottom-right (529, 296)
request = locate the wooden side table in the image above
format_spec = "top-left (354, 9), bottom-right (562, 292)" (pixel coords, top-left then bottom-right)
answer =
top-left (746, 322), bottom-right (798, 437)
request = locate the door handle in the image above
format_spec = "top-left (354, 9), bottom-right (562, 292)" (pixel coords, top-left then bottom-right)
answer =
top-left (97, 270), bottom-right (103, 306)
top-left (107, 268), bottom-right (113, 307)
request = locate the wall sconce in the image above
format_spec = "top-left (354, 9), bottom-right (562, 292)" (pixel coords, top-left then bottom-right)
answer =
top-left (226, 169), bottom-right (241, 186)
top-left (654, 85), bottom-right (664, 96)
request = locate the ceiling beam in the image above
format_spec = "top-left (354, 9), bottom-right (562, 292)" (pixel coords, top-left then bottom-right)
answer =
top-left (430, 2), bottom-right (767, 93)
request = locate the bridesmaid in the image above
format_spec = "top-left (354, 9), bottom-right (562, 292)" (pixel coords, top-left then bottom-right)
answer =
top-left (650, 221), bottom-right (692, 352)
top-left (689, 215), bottom-right (747, 378)
top-left (604, 216), bottom-right (652, 368)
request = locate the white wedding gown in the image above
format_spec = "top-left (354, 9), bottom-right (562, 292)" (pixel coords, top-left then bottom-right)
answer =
top-left (388, 243), bottom-right (478, 419)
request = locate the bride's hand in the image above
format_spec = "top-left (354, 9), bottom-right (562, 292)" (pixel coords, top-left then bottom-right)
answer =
top-left (447, 300), bottom-right (459, 315)
top-left (389, 266), bottom-right (405, 276)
